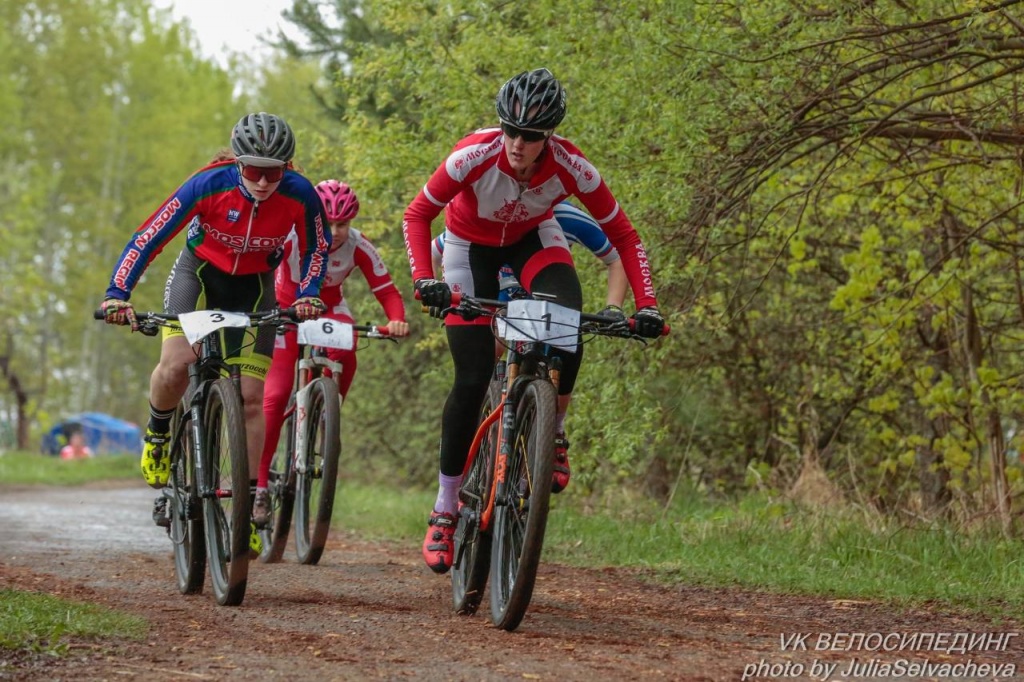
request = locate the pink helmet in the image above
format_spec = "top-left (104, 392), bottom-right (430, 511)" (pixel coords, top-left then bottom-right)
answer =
top-left (315, 179), bottom-right (360, 222)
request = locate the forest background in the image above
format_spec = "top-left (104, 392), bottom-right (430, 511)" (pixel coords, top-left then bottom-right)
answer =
top-left (3, 0), bottom-right (1024, 530)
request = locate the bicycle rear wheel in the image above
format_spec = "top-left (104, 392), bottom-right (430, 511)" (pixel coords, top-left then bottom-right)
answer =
top-left (452, 378), bottom-right (500, 615)
top-left (293, 377), bottom-right (341, 565)
top-left (201, 377), bottom-right (250, 606)
top-left (260, 398), bottom-right (296, 564)
top-left (169, 400), bottom-right (205, 594)
top-left (489, 378), bottom-right (557, 631)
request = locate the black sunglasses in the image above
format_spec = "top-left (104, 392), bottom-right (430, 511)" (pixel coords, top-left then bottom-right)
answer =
top-left (501, 122), bottom-right (551, 143)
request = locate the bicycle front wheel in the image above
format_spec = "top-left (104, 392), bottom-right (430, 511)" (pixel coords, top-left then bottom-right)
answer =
top-left (201, 377), bottom-right (250, 606)
top-left (293, 377), bottom-right (341, 565)
top-left (452, 378), bottom-right (500, 615)
top-left (169, 400), bottom-right (205, 594)
top-left (260, 397), bottom-right (297, 564)
top-left (489, 378), bottom-right (557, 631)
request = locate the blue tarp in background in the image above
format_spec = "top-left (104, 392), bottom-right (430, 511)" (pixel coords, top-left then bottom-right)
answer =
top-left (42, 412), bottom-right (143, 456)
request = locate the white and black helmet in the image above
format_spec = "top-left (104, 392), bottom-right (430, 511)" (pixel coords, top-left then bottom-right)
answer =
top-left (495, 68), bottom-right (566, 130)
top-left (230, 112), bottom-right (295, 166)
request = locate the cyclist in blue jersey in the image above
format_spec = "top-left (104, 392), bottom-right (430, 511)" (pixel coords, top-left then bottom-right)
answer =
top-left (99, 114), bottom-right (330, 545)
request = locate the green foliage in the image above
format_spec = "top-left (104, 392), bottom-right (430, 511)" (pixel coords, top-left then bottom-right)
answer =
top-left (11, 0), bottom-right (1024, 522)
top-left (246, 0), bottom-right (1024, 517)
top-left (0, 589), bottom-right (146, 654)
top-left (1, 1), bottom-right (243, 441)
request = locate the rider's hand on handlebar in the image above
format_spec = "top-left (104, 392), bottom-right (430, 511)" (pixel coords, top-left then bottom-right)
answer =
top-left (385, 320), bottom-right (410, 338)
top-left (101, 298), bottom-right (138, 330)
top-left (632, 306), bottom-right (665, 339)
top-left (598, 304), bottom-right (629, 332)
top-left (415, 278), bottom-right (452, 310)
top-left (293, 296), bottom-right (327, 321)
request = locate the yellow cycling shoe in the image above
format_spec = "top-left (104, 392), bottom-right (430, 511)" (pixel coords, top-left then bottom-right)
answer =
top-left (248, 522), bottom-right (263, 560)
top-left (140, 430), bottom-right (171, 489)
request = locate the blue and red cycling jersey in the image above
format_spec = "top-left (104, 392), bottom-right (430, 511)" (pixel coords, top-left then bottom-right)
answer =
top-left (105, 161), bottom-right (330, 301)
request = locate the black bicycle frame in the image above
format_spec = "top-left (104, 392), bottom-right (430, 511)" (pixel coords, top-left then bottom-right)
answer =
top-left (186, 330), bottom-right (243, 502)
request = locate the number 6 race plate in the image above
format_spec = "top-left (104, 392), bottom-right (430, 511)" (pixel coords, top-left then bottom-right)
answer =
top-left (177, 311), bottom-right (250, 344)
top-left (498, 299), bottom-right (580, 352)
top-left (297, 319), bottom-right (354, 350)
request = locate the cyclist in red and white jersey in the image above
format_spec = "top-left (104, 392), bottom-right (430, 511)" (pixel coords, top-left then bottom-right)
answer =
top-left (99, 113), bottom-right (330, 541)
top-left (403, 68), bottom-right (666, 574)
top-left (254, 180), bottom-right (409, 525)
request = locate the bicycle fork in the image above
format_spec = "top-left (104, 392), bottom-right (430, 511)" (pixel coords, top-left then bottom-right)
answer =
top-left (185, 370), bottom-right (214, 502)
top-left (291, 356), bottom-right (343, 476)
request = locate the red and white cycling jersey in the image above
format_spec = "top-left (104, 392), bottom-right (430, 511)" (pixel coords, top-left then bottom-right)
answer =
top-left (275, 227), bottom-right (405, 321)
top-left (403, 127), bottom-right (657, 308)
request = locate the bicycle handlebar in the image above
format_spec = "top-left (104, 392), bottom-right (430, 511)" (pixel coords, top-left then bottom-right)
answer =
top-left (414, 290), bottom-right (671, 338)
top-left (94, 307), bottom-right (303, 336)
top-left (351, 324), bottom-right (393, 339)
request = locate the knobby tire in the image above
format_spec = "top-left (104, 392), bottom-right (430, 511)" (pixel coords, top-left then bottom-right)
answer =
top-left (201, 377), bottom-right (250, 606)
top-left (293, 377), bottom-right (341, 566)
top-left (452, 378), bottom-right (501, 615)
top-left (489, 378), bottom-right (557, 631)
top-left (169, 400), bottom-right (205, 594)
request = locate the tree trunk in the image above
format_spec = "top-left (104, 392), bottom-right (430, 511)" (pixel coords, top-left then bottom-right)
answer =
top-left (950, 212), bottom-right (1011, 530)
top-left (0, 331), bottom-right (30, 450)
top-left (915, 306), bottom-right (952, 516)
top-left (788, 400), bottom-right (844, 508)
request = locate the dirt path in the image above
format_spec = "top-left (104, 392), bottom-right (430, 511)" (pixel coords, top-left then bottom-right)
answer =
top-left (1, 483), bottom-right (1021, 681)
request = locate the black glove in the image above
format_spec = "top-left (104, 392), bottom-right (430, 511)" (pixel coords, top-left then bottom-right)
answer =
top-left (631, 306), bottom-right (664, 339)
top-left (415, 278), bottom-right (452, 310)
top-left (598, 304), bottom-right (629, 331)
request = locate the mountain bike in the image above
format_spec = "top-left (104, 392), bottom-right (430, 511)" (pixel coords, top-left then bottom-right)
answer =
top-left (95, 307), bottom-right (293, 606)
top-left (259, 319), bottom-right (395, 566)
top-left (431, 292), bottom-right (667, 631)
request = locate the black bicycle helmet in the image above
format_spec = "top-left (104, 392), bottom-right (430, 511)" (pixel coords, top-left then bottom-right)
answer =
top-left (230, 112), bottom-right (295, 166)
top-left (495, 68), bottom-right (566, 130)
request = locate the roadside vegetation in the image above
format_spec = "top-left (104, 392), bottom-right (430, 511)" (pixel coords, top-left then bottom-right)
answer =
top-left (0, 452), bottom-right (137, 486)
top-left (338, 482), bottom-right (1024, 620)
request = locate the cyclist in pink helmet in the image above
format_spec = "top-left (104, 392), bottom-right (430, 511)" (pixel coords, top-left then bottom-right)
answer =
top-left (317, 179), bottom-right (361, 222)
top-left (254, 180), bottom-right (409, 525)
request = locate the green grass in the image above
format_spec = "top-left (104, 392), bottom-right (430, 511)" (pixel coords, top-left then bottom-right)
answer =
top-left (334, 483), bottom-right (1024, 620)
top-left (0, 451), bottom-right (139, 486)
top-left (335, 482), bottom-right (436, 542)
top-left (543, 493), bottom-right (1024, 618)
top-left (0, 590), bottom-right (146, 654)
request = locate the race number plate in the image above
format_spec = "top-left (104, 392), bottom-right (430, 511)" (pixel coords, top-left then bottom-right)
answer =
top-left (297, 319), bottom-right (354, 350)
top-left (498, 299), bottom-right (580, 352)
top-left (177, 311), bottom-right (250, 344)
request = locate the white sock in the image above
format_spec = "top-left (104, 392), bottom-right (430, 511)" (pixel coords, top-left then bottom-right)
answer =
top-left (555, 412), bottom-right (566, 435)
top-left (434, 473), bottom-right (463, 516)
